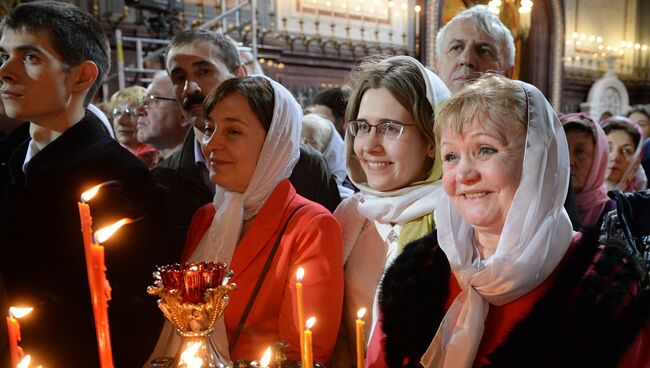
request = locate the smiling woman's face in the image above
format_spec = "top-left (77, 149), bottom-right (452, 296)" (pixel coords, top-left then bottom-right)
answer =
top-left (440, 115), bottom-right (525, 235)
top-left (352, 87), bottom-right (434, 192)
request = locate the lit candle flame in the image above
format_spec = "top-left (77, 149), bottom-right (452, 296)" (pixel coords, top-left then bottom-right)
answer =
top-left (260, 346), bottom-right (272, 368)
top-left (296, 267), bottom-right (304, 283)
top-left (357, 308), bottom-right (366, 319)
top-left (17, 355), bottom-right (31, 368)
top-left (9, 306), bottom-right (33, 319)
top-left (306, 316), bottom-right (316, 329)
top-left (81, 184), bottom-right (103, 202)
top-left (179, 342), bottom-right (204, 368)
top-left (94, 218), bottom-right (132, 244)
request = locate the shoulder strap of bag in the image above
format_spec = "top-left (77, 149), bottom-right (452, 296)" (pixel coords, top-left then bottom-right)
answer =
top-left (230, 204), bottom-right (307, 350)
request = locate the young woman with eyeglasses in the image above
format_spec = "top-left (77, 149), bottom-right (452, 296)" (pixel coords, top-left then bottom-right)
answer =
top-left (331, 56), bottom-right (451, 367)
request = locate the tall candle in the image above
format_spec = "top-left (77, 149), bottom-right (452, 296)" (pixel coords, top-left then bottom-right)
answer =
top-left (304, 317), bottom-right (316, 367)
top-left (79, 185), bottom-right (119, 368)
top-left (6, 307), bottom-right (32, 368)
top-left (6, 315), bottom-right (19, 367)
top-left (295, 268), bottom-right (306, 366)
top-left (356, 308), bottom-right (366, 368)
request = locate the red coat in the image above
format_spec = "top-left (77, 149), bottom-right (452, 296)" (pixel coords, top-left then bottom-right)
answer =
top-left (183, 179), bottom-right (344, 364)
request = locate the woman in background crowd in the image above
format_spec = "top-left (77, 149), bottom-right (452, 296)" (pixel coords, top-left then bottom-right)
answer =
top-left (110, 86), bottom-right (161, 168)
top-left (627, 105), bottom-right (650, 176)
top-left (602, 115), bottom-right (647, 192)
top-left (332, 55), bottom-right (450, 367)
top-left (302, 113), bottom-right (354, 198)
top-left (560, 113), bottom-right (615, 229)
top-left (627, 105), bottom-right (650, 141)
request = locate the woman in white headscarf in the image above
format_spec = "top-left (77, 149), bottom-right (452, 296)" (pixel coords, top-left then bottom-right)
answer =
top-left (331, 56), bottom-right (450, 367)
top-left (153, 76), bottom-right (344, 364)
top-left (301, 112), bottom-right (355, 198)
top-left (378, 74), bottom-right (650, 367)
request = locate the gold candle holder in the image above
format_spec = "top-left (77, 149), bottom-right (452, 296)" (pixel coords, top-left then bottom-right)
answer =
top-left (148, 263), bottom-right (236, 368)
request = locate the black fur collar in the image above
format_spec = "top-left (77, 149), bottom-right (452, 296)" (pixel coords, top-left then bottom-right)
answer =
top-left (380, 228), bottom-right (650, 367)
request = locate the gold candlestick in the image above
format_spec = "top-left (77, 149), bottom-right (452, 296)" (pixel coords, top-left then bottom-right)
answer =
top-left (148, 263), bottom-right (236, 367)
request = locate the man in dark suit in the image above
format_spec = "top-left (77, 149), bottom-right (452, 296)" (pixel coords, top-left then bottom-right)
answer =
top-left (0, 2), bottom-right (165, 366)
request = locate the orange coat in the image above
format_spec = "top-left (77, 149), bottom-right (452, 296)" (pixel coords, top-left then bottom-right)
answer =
top-left (183, 179), bottom-right (344, 364)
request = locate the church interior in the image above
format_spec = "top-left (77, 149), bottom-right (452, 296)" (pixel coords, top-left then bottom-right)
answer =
top-left (1, 0), bottom-right (645, 116)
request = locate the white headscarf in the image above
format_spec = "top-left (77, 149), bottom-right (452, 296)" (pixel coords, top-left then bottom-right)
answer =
top-left (190, 75), bottom-right (301, 265)
top-left (345, 55), bottom-right (451, 229)
top-left (422, 81), bottom-right (574, 367)
top-left (150, 75), bottom-right (302, 361)
top-left (322, 119), bottom-right (354, 198)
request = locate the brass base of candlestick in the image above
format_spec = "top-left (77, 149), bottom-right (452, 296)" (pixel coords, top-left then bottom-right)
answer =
top-left (173, 328), bottom-right (231, 368)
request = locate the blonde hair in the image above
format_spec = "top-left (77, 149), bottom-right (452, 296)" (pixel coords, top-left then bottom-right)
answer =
top-left (110, 85), bottom-right (145, 108)
top-left (434, 74), bottom-right (527, 143)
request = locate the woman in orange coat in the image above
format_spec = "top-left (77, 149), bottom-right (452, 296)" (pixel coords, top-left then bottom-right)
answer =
top-left (154, 76), bottom-right (344, 365)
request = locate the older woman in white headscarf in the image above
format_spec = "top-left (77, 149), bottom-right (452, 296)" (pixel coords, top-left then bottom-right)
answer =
top-left (331, 56), bottom-right (450, 367)
top-left (152, 76), bottom-right (344, 365)
top-left (301, 112), bottom-right (354, 198)
top-left (377, 74), bottom-right (650, 368)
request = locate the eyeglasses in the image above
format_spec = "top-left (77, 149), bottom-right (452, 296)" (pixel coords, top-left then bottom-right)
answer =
top-left (347, 120), bottom-right (416, 140)
top-left (112, 107), bottom-right (137, 119)
top-left (139, 94), bottom-right (177, 108)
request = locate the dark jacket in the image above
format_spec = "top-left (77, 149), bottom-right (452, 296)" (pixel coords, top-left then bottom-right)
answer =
top-left (380, 228), bottom-right (650, 368)
top-left (153, 129), bottom-right (342, 257)
top-left (0, 122), bottom-right (29, 185)
top-left (0, 112), bottom-right (166, 367)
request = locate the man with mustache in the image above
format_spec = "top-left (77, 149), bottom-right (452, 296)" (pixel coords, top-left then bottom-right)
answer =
top-left (434, 5), bottom-right (515, 94)
top-left (154, 29), bottom-right (341, 257)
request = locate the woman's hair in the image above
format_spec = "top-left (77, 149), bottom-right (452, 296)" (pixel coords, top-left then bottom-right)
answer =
top-left (203, 76), bottom-right (275, 132)
top-left (110, 85), bottom-right (145, 108)
top-left (346, 56), bottom-right (436, 146)
top-left (601, 116), bottom-right (641, 149)
top-left (627, 105), bottom-right (650, 120)
top-left (433, 74), bottom-right (527, 144)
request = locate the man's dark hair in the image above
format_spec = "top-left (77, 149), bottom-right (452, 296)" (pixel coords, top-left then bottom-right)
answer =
top-left (1, 1), bottom-right (110, 107)
top-left (313, 87), bottom-right (349, 123)
top-left (628, 105), bottom-right (650, 120)
top-left (167, 28), bottom-right (241, 73)
top-left (602, 117), bottom-right (642, 149)
top-left (203, 76), bottom-right (274, 132)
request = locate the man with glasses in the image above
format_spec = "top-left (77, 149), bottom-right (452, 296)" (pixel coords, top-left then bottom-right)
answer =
top-left (136, 72), bottom-right (190, 160)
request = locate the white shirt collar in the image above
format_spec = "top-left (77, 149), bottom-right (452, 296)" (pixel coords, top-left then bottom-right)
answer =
top-left (193, 136), bottom-right (206, 167)
top-left (22, 139), bottom-right (40, 173)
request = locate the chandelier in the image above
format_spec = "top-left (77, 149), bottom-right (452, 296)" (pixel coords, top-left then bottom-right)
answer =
top-left (487, 0), bottom-right (533, 39)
